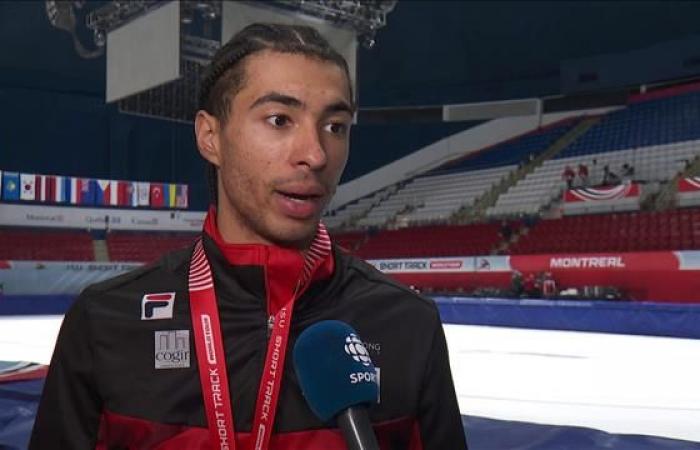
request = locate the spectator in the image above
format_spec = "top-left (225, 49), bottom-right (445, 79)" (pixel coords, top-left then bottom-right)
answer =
top-left (602, 165), bottom-right (620, 186)
top-left (577, 163), bottom-right (589, 186)
top-left (500, 220), bottom-right (513, 242)
top-left (511, 270), bottom-right (524, 297)
top-left (542, 272), bottom-right (557, 298)
top-left (562, 165), bottom-right (576, 189)
top-left (590, 158), bottom-right (599, 185)
top-left (621, 163), bottom-right (635, 182)
top-left (523, 272), bottom-right (538, 297)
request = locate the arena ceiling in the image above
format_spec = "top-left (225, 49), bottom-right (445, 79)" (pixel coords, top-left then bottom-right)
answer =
top-left (2, 1), bottom-right (700, 108)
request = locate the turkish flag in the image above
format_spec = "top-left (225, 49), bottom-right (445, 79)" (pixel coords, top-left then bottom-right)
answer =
top-left (150, 183), bottom-right (165, 208)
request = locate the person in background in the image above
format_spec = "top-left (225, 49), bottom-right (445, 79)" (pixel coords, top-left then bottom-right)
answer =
top-left (541, 272), bottom-right (557, 298)
top-left (29, 22), bottom-right (467, 450)
top-left (562, 165), bottom-right (576, 189)
top-left (577, 163), bottom-right (589, 187)
top-left (621, 163), bottom-right (635, 182)
top-left (602, 165), bottom-right (620, 186)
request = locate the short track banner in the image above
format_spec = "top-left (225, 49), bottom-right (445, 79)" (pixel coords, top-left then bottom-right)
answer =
top-left (564, 182), bottom-right (640, 203)
top-left (370, 250), bottom-right (700, 303)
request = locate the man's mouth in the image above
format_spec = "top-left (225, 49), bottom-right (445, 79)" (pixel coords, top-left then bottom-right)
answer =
top-left (278, 191), bottom-right (321, 202)
top-left (274, 189), bottom-right (325, 219)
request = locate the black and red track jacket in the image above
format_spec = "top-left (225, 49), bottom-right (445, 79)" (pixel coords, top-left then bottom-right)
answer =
top-left (29, 217), bottom-right (467, 450)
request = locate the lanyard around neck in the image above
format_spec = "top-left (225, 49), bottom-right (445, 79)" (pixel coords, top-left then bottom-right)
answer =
top-left (188, 239), bottom-right (303, 450)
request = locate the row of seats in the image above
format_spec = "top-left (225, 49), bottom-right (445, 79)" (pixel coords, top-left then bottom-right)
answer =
top-left (488, 139), bottom-right (700, 218)
top-left (559, 90), bottom-right (700, 157)
top-left (326, 120), bottom-right (579, 229)
top-left (3, 207), bottom-right (700, 263)
top-left (0, 228), bottom-right (94, 261)
top-left (335, 222), bottom-right (505, 259)
top-left (509, 208), bottom-right (700, 254)
top-left (106, 232), bottom-right (197, 262)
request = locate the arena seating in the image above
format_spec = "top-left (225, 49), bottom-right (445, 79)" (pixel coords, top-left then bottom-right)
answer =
top-left (329, 230), bottom-right (367, 252)
top-left (349, 222), bottom-right (504, 258)
top-left (488, 90), bottom-right (700, 218)
top-left (106, 231), bottom-right (198, 262)
top-left (508, 208), bottom-right (700, 254)
top-left (343, 120), bottom-right (579, 228)
top-left (323, 185), bottom-right (396, 230)
top-left (0, 228), bottom-right (94, 261)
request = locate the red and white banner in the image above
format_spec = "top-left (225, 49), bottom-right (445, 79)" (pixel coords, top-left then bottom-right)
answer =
top-left (677, 177), bottom-right (700, 193)
top-left (564, 182), bottom-right (640, 203)
top-left (372, 251), bottom-right (700, 303)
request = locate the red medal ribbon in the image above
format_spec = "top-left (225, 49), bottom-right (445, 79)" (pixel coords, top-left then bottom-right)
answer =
top-left (190, 239), bottom-right (237, 450)
top-left (188, 221), bottom-right (332, 450)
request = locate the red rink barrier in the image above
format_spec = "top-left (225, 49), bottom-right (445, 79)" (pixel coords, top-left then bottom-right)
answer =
top-left (369, 251), bottom-right (700, 303)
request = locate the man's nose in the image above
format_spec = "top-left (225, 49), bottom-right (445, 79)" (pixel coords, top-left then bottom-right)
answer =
top-left (291, 122), bottom-right (327, 171)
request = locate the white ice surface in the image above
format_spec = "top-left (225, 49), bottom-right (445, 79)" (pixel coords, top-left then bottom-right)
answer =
top-left (1, 316), bottom-right (698, 442)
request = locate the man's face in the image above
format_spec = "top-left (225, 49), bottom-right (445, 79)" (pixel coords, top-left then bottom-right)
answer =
top-left (204, 50), bottom-right (353, 248)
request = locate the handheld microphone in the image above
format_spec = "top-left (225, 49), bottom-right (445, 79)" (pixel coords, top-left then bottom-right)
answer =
top-left (293, 320), bottom-right (380, 450)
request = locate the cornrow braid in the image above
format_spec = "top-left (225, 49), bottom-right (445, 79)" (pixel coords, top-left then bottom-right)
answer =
top-left (197, 23), bottom-right (354, 208)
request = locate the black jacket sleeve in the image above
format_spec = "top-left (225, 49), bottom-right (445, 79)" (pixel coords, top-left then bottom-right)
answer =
top-left (29, 292), bottom-right (103, 449)
top-left (417, 320), bottom-right (469, 449)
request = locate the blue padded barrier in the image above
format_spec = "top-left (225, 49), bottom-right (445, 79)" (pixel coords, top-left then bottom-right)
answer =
top-left (435, 297), bottom-right (700, 339)
top-left (0, 295), bottom-right (75, 316)
top-left (463, 416), bottom-right (700, 450)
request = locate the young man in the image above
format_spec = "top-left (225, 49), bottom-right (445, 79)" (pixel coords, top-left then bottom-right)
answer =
top-left (30, 23), bottom-right (467, 449)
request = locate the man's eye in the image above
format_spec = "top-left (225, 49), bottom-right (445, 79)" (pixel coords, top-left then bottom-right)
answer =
top-left (266, 115), bottom-right (290, 128)
top-left (324, 122), bottom-right (348, 135)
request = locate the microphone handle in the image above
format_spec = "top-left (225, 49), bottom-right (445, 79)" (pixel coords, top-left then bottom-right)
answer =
top-left (337, 406), bottom-right (380, 450)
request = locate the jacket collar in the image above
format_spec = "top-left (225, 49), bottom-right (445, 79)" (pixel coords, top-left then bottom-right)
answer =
top-left (201, 207), bottom-right (334, 315)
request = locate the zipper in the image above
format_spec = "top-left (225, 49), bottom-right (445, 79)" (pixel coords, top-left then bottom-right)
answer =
top-left (266, 280), bottom-right (303, 339)
top-left (267, 315), bottom-right (275, 338)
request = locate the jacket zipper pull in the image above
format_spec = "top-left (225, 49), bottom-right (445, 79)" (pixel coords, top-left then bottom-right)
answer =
top-left (267, 315), bottom-right (275, 338)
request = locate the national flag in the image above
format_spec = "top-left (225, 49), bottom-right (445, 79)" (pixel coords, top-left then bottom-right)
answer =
top-left (52, 176), bottom-right (64, 203)
top-left (108, 180), bottom-right (119, 206)
top-left (150, 183), bottom-right (165, 208)
top-left (176, 184), bottom-right (188, 209)
top-left (78, 178), bottom-right (96, 205)
top-left (37, 175), bottom-right (54, 203)
top-left (168, 183), bottom-right (177, 208)
top-left (137, 182), bottom-right (150, 207)
top-left (49, 176), bottom-right (66, 203)
top-left (20, 174), bottom-right (36, 201)
top-left (96, 179), bottom-right (110, 205)
top-left (117, 181), bottom-right (137, 207)
top-left (63, 177), bottom-right (78, 205)
top-left (2, 172), bottom-right (20, 201)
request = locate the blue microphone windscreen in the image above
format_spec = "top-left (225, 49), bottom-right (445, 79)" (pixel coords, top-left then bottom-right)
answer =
top-left (293, 320), bottom-right (379, 423)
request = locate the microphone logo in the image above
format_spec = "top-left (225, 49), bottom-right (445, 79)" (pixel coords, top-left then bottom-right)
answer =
top-left (344, 333), bottom-right (372, 367)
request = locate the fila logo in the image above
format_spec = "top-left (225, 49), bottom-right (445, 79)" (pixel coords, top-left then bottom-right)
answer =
top-left (141, 292), bottom-right (175, 320)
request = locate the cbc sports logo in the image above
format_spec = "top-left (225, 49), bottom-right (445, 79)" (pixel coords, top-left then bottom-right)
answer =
top-left (344, 333), bottom-right (372, 367)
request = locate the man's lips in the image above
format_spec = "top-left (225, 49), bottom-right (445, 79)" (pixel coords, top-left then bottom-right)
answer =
top-left (273, 188), bottom-right (325, 219)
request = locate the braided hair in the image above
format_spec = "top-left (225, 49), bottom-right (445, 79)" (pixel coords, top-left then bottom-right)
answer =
top-left (198, 23), bottom-right (355, 207)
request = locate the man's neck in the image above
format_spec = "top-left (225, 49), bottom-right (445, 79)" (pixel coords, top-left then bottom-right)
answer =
top-left (212, 206), bottom-right (312, 253)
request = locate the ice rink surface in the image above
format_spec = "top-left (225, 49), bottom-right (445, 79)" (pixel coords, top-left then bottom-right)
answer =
top-left (1, 316), bottom-right (699, 443)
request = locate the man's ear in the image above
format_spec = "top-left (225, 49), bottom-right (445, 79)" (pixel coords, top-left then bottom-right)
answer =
top-left (195, 110), bottom-right (221, 166)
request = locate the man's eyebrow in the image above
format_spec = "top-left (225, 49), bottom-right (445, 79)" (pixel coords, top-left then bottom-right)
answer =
top-left (250, 92), bottom-right (303, 110)
top-left (324, 100), bottom-right (355, 117)
top-left (249, 91), bottom-right (355, 116)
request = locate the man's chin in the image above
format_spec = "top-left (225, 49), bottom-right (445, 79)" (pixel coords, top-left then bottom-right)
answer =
top-left (265, 221), bottom-right (320, 250)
